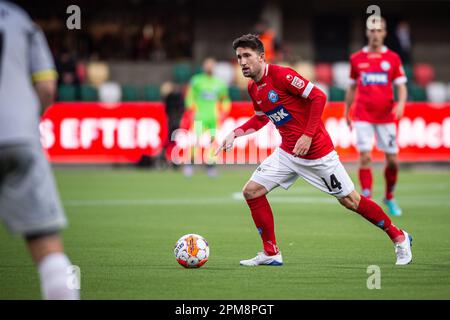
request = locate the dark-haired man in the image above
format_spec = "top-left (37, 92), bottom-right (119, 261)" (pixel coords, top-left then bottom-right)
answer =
top-left (216, 34), bottom-right (412, 266)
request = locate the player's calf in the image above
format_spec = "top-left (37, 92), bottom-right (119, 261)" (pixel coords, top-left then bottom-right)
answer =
top-left (339, 191), bottom-right (405, 243)
top-left (338, 191), bottom-right (411, 264)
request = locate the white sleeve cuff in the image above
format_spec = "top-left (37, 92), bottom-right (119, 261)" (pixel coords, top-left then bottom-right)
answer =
top-left (302, 82), bottom-right (314, 98)
top-left (393, 76), bottom-right (407, 85)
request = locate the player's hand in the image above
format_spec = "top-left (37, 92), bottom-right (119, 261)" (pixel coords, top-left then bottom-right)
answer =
top-left (215, 131), bottom-right (235, 156)
top-left (293, 134), bottom-right (312, 157)
top-left (394, 103), bottom-right (405, 119)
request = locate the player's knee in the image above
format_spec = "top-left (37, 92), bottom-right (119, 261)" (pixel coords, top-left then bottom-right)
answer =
top-left (338, 195), bottom-right (359, 211)
top-left (242, 186), bottom-right (257, 200)
top-left (242, 183), bottom-right (265, 200)
top-left (360, 153), bottom-right (372, 167)
top-left (386, 154), bottom-right (398, 168)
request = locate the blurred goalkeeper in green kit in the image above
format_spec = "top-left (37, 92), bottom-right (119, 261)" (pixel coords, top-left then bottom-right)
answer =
top-left (183, 58), bottom-right (231, 177)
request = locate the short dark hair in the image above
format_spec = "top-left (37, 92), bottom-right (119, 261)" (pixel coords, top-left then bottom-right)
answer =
top-left (232, 34), bottom-right (265, 53)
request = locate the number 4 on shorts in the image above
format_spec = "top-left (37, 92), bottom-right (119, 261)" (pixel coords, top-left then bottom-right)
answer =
top-left (321, 174), bottom-right (342, 192)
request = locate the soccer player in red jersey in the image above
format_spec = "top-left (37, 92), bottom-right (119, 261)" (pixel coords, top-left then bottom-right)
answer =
top-left (216, 34), bottom-right (412, 266)
top-left (345, 17), bottom-right (408, 216)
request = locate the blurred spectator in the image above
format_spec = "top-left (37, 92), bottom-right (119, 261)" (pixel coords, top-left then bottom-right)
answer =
top-left (184, 57), bottom-right (231, 177)
top-left (136, 24), bottom-right (154, 60)
top-left (254, 19), bottom-right (282, 63)
top-left (151, 24), bottom-right (166, 61)
top-left (388, 20), bottom-right (413, 65)
top-left (162, 81), bottom-right (185, 138)
top-left (160, 81), bottom-right (185, 168)
top-left (87, 59), bottom-right (110, 87)
top-left (55, 50), bottom-right (79, 86)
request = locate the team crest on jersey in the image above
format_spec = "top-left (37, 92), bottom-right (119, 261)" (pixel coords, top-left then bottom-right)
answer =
top-left (268, 90), bottom-right (279, 103)
top-left (361, 72), bottom-right (388, 86)
top-left (290, 76), bottom-right (305, 89)
top-left (265, 105), bottom-right (292, 126)
top-left (381, 60), bottom-right (391, 71)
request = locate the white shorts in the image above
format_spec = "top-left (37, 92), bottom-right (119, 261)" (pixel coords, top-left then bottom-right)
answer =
top-left (250, 148), bottom-right (355, 198)
top-left (354, 121), bottom-right (399, 154)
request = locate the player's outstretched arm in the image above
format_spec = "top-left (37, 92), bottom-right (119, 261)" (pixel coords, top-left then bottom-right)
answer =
top-left (215, 114), bottom-right (269, 155)
top-left (215, 131), bottom-right (236, 155)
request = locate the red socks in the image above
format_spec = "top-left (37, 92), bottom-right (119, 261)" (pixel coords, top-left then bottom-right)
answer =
top-left (245, 192), bottom-right (404, 253)
top-left (358, 168), bottom-right (373, 198)
top-left (246, 195), bottom-right (279, 256)
top-left (357, 195), bottom-right (404, 242)
top-left (385, 165), bottom-right (398, 200)
top-left (360, 166), bottom-right (398, 200)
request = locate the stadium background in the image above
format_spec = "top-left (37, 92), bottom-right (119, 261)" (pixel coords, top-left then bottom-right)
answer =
top-left (13, 0), bottom-right (450, 165)
top-left (2, 0), bottom-right (450, 301)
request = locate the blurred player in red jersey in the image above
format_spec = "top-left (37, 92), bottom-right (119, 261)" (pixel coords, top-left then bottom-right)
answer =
top-left (345, 17), bottom-right (408, 216)
top-left (216, 34), bottom-right (412, 266)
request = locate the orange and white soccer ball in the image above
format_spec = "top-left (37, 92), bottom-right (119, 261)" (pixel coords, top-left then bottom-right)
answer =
top-left (174, 234), bottom-right (209, 268)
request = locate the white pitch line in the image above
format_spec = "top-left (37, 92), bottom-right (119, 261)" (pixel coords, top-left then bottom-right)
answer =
top-left (63, 196), bottom-right (336, 207)
top-left (64, 197), bottom-right (234, 207)
top-left (63, 194), bottom-right (450, 207)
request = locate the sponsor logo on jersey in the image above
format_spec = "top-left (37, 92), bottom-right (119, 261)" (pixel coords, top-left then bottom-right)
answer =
top-left (200, 91), bottom-right (218, 100)
top-left (291, 76), bottom-right (305, 89)
top-left (286, 74), bottom-right (293, 81)
top-left (381, 60), bottom-right (391, 71)
top-left (256, 100), bottom-right (262, 105)
top-left (265, 105), bottom-right (292, 126)
top-left (268, 90), bottom-right (279, 103)
top-left (257, 83), bottom-right (267, 90)
top-left (361, 72), bottom-right (388, 85)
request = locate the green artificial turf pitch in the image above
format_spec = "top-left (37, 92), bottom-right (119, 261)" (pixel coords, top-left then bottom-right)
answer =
top-left (1, 167), bottom-right (449, 299)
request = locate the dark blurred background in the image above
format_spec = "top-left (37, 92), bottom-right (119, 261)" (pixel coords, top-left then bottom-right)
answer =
top-left (13, 0), bottom-right (450, 103)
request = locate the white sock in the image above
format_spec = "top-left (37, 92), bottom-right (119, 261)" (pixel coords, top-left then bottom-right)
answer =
top-left (38, 252), bottom-right (80, 300)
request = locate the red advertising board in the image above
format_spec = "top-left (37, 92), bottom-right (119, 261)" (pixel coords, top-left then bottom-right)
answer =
top-left (40, 102), bottom-right (450, 163)
top-left (40, 102), bottom-right (168, 163)
top-left (323, 102), bottom-right (450, 162)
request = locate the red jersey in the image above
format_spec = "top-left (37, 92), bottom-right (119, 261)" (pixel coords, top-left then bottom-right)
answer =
top-left (245, 64), bottom-right (334, 160)
top-left (350, 46), bottom-right (407, 123)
